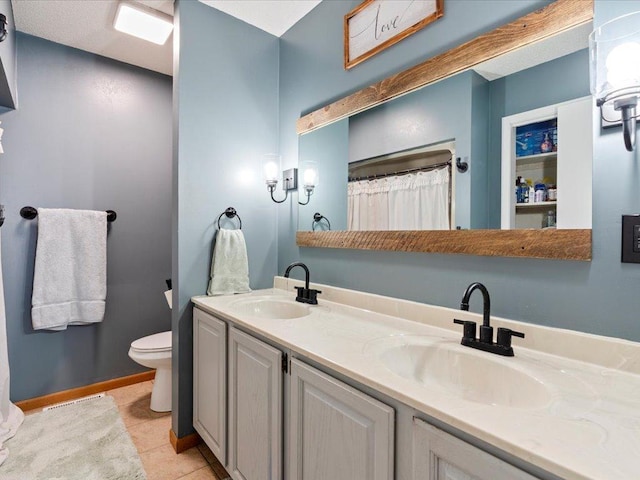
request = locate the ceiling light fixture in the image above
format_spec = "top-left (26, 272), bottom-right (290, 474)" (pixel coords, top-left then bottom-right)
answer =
top-left (113, 2), bottom-right (173, 45)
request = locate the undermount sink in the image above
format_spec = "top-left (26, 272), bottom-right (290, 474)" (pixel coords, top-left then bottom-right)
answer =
top-left (229, 297), bottom-right (311, 320)
top-left (368, 336), bottom-right (553, 409)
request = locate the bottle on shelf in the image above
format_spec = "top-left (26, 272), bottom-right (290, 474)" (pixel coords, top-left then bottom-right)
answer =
top-left (540, 132), bottom-right (553, 153)
top-left (534, 183), bottom-right (547, 203)
top-left (520, 177), bottom-right (529, 203)
top-left (546, 210), bottom-right (556, 228)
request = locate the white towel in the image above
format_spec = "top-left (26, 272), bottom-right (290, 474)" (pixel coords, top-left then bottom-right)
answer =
top-left (207, 229), bottom-right (251, 296)
top-left (31, 208), bottom-right (107, 331)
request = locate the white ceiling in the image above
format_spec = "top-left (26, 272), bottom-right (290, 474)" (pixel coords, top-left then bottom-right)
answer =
top-left (199, 1), bottom-right (322, 37)
top-left (11, 0), bottom-right (322, 76)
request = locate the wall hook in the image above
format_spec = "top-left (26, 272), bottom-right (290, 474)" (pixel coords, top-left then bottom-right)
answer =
top-left (456, 157), bottom-right (468, 173)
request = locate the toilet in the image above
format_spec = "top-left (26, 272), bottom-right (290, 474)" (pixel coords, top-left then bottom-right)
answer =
top-left (128, 331), bottom-right (172, 412)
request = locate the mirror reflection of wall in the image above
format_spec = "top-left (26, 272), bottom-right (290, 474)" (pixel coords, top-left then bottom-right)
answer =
top-left (298, 120), bottom-right (348, 231)
top-left (297, 24), bottom-right (591, 233)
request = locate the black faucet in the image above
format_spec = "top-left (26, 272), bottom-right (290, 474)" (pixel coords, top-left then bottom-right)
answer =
top-left (453, 282), bottom-right (524, 357)
top-left (283, 262), bottom-right (322, 305)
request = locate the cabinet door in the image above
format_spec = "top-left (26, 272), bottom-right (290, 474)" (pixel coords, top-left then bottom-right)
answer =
top-left (193, 308), bottom-right (227, 463)
top-left (228, 327), bottom-right (282, 480)
top-left (412, 417), bottom-right (539, 480)
top-left (556, 96), bottom-right (592, 229)
top-left (289, 358), bottom-right (394, 480)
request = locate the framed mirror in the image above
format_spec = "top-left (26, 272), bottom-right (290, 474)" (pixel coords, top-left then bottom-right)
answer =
top-left (296, 0), bottom-right (593, 261)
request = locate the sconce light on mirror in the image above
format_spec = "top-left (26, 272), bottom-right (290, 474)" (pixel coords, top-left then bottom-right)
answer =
top-left (263, 154), bottom-right (319, 205)
top-left (590, 12), bottom-right (640, 152)
top-left (298, 161), bottom-right (318, 205)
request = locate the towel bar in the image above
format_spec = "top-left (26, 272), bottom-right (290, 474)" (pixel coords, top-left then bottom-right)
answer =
top-left (217, 207), bottom-right (242, 229)
top-left (20, 206), bottom-right (117, 222)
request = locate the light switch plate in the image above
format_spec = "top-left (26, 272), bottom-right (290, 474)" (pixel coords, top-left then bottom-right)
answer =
top-left (621, 215), bottom-right (640, 263)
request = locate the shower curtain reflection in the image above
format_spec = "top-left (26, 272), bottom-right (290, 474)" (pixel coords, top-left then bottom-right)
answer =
top-left (347, 165), bottom-right (451, 230)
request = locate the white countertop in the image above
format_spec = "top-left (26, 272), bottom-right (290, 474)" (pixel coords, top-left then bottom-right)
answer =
top-left (192, 278), bottom-right (640, 480)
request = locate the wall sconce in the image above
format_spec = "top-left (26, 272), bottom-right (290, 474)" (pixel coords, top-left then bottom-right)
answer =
top-left (263, 155), bottom-right (319, 204)
top-left (298, 161), bottom-right (319, 205)
top-left (263, 154), bottom-right (298, 203)
top-left (590, 12), bottom-right (640, 151)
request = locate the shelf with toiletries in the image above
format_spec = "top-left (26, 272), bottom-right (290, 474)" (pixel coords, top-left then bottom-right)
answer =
top-left (501, 97), bottom-right (592, 230)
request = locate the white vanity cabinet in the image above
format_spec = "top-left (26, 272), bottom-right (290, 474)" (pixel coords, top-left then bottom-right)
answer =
top-left (193, 308), bottom-right (227, 463)
top-left (228, 326), bottom-right (283, 480)
top-left (289, 358), bottom-right (395, 480)
top-left (193, 307), bottom-right (285, 480)
top-left (412, 418), bottom-right (539, 480)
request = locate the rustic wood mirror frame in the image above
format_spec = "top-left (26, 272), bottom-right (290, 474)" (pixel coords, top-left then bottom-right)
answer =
top-left (296, 0), bottom-right (593, 261)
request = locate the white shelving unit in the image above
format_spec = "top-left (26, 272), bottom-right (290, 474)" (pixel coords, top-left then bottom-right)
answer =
top-left (516, 200), bottom-right (557, 209)
top-left (501, 96), bottom-right (592, 230)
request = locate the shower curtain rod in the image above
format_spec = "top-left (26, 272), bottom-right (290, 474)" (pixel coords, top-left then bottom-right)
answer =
top-left (348, 160), bottom-right (451, 183)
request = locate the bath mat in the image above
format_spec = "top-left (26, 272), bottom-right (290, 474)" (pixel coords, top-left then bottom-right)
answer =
top-left (0, 394), bottom-right (146, 480)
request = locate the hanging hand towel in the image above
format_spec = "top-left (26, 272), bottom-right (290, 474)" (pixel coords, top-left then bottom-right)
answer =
top-left (207, 228), bottom-right (251, 296)
top-left (31, 208), bottom-right (107, 331)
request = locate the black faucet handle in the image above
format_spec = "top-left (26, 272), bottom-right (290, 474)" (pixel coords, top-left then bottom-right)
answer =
top-left (497, 327), bottom-right (525, 349)
top-left (453, 319), bottom-right (476, 340)
top-left (294, 286), bottom-right (321, 305)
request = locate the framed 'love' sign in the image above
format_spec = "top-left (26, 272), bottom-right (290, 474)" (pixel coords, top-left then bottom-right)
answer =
top-left (345, 0), bottom-right (444, 69)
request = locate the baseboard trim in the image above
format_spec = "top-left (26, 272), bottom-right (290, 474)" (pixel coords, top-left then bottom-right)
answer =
top-left (15, 370), bottom-right (156, 412)
top-left (170, 429), bottom-right (201, 454)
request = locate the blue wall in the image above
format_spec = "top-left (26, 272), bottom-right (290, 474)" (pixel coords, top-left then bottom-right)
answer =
top-left (279, 0), bottom-right (640, 343)
top-left (173, 0), bottom-right (279, 436)
top-left (347, 70), bottom-right (484, 229)
top-left (0, 33), bottom-right (172, 401)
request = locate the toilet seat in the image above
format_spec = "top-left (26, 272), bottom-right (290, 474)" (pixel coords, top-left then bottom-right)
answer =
top-left (130, 331), bottom-right (171, 353)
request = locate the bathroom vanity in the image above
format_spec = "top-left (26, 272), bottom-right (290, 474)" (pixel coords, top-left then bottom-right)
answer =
top-left (192, 278), bottom-right (640, 480)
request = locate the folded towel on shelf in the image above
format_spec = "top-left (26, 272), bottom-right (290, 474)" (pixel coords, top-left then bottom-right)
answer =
top-left (31, 208), bottom-right (108, 331)
top-left (207, 228), bottom-right (251, 296)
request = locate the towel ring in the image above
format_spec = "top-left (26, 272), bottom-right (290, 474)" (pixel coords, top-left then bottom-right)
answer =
top-left (312, 212), bottom-right (331, 231)
top-left (217, 207), bottom-right (242, 230)
top-left (20, 206), bottom-right (117, 222)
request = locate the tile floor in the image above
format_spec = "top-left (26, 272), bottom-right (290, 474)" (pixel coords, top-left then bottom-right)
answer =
top-left (106, 380), bottom-right (231, 480)
top-left (27, 380), bottom-right (230, 480)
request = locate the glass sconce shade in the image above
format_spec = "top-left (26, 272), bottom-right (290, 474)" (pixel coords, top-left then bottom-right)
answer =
top-left (590, 12), bottom-right (640, 151)
top-left (263, 154), bottom-right (281, 186)
top-left (298, 161), bottom-right (318, 205)
top-left (590, 12), bottom-right (640, 102)
top-left (301, 161), bottom-right (319, 188)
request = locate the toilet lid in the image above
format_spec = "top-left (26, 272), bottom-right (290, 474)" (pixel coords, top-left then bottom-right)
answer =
top-left (131, 331), bottom-right (172, 353)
